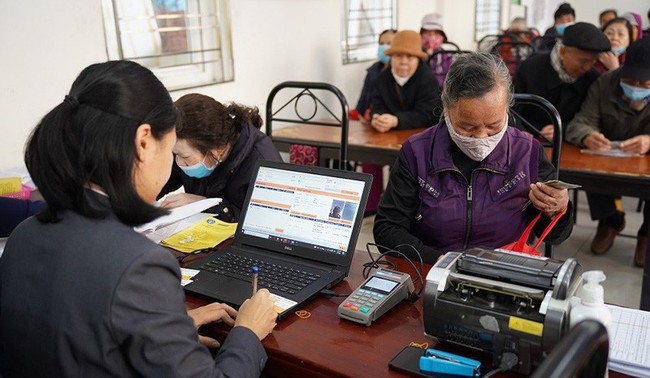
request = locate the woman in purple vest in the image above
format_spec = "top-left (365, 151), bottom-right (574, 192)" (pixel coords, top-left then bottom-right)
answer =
top-left (374, 53), bottom-right (573, 263)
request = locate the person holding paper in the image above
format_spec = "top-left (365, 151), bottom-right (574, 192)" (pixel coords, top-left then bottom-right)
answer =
top-left (374, 53), bottom-right (573, 264)
top-left (158, 93), bottom-right (281, 222)
top-left (0, 61), bottom-right (277, 377)
top-left (566, 38), bottom-right (650, 265)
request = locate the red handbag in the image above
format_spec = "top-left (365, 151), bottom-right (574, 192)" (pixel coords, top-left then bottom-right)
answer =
top-left (500, 207), bottom-right (568, 256)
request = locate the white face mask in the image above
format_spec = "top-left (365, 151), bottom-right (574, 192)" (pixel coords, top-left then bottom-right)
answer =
top-left (445, 115), bottom-right (508, 161)
top-left (391, 69), bottom-right (413, 86)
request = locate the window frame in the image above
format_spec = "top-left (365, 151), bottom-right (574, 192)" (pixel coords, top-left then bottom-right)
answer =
top-left (341, 0), bottom-right (397, 65)
top-left (474, 0), bottom-right (503, 42)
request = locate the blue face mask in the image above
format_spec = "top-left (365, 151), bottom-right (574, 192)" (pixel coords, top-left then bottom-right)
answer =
top-left (612, 46), bottom-right (627, 56)
top-left (620, 82), bottom-right (650, 102)
top-left (377, 44), bottom-right (390, 64)
top-left (555, 22), bottom-right (573, 36)
top-left (178, 155), bottom-right (216, 178)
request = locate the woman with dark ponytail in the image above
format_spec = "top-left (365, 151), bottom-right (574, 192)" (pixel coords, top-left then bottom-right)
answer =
top-left (158, 93), bottom-right (281, 222)
top-left (0, 61), bottom-right (277, 377)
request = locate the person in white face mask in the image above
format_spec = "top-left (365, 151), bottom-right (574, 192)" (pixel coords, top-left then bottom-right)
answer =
top-left (566, 38), bottom-right (650, 266)
top-left (370, 30), bottom-right (441, 133)
top-left (158, 94), bottom-right (282, 222)
top-left (374, 53), bottom-right (572, 264)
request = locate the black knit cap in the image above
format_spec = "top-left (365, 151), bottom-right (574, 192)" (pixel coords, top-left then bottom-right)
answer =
top-left (620, 38), bottom-right (650, 81)
top-left (562, 22), bottom-right (610, 52)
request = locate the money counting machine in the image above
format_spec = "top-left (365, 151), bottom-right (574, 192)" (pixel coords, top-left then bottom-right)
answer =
top-left (423, 248), bottom-right (583, 375)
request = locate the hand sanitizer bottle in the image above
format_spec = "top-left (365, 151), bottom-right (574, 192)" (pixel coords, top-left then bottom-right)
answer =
top-left (570, 270), bottom-right (612, 329)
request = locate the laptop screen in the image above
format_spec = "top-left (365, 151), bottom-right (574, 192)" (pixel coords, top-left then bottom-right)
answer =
top-left (236, 161), bottom-right (371, 268)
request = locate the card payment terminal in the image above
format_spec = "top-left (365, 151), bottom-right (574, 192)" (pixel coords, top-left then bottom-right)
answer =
top-left (338, 269), bottom-right (414, 326)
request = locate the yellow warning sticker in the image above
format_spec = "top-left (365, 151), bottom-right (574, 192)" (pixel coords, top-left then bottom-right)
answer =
top-left (508, 316), bottom-right (544, 336)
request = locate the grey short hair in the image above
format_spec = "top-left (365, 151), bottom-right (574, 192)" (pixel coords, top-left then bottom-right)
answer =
top-left (441, 53), bottom-right (513, 110)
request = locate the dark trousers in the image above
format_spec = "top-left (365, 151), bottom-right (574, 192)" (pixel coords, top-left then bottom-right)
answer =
top-left (586, 192), bottom-right (649, 234)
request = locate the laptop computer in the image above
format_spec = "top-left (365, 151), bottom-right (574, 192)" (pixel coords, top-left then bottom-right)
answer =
top-left (184, 160), bottom-right (372, 318)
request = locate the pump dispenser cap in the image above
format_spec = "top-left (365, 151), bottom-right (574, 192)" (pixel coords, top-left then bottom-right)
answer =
top-left (580, 270), bottom-right (606, 305)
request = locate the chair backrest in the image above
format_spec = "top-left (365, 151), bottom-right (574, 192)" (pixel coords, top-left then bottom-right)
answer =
top-left (493, 40), bottom-right (534, 77)
top-left (530, 319), bottom-right (609, 378)
top-left (440, 41), bottom-right (461, 51)
top-left (477, 34), bottom-right (502, 53)
top-left (531, 35), bottom-right (558, 53)
top-left (511, 94), bottom-right (563, 257)
top-left (266, 81), bottom-right (349, 170)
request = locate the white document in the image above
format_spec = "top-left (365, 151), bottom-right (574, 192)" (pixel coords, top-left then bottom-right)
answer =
top-left (134, 198), bottom-right (222, 233)
top-left (606, 304), bottom-right (650, 376)
top-left (580, 149), bottom-right (642, 157)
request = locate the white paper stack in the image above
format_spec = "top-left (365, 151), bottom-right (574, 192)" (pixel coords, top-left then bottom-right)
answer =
top-left (606, 304), bottom-right (650, 377)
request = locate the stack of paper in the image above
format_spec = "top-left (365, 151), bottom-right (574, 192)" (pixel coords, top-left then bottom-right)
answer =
top-left (606, 304), bottom-right (650, 377)
top-left (134, 198), bottom-right (222, 234)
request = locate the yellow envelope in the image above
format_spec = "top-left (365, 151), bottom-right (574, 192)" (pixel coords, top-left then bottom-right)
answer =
top-left (161, 215), bottom-right (237, 253)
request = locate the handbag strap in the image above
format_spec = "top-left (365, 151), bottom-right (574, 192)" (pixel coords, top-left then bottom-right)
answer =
top-left (510, 212), bottom-right (543, 251)
top-left (530, 206), bottom-right (568, 251)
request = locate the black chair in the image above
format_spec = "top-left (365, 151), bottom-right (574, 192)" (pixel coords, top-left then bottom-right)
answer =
top-left (477, 34), bottom-right (503, 53)
top-left (531, 35), bottom-right (558, 53)
top-left (440, 41), bottom-right (461, 51)
top-left (531, 319), bottom-right (609, 378)
top-left (511, 93), bottom-right (563, 257)
top-left (492, 40), bottom-right (533, 77)
top-left (266, 81), bottom-right (349, 170)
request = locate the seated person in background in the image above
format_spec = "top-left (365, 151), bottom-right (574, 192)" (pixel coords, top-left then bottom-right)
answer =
top-left (540, 3), bottom-right (576, 51)
top-left (374, 53), bottom-right (573, 263)
top-left (599, 9), bottom-right (617, 28)
top-left (159, 94), bottom-right (281, 222)
top-left (419, 13), bottom-right (452, 88)
top-left (352, 28), bottom-right (396, 122)
top-left (0, 60), bottom-right (277, 377)
top-left (499, 17), bottom-right (538, 77)
top-left (565, 38), bottom-right (650, 266)
top-left (0, 197), bottom-right (45, 237)
top-left (370, 30), bottom-right (441, 133)
top-left (594, 18), bottom-right (633, 73)
top-left (514, 22), bottom-right (610, 140)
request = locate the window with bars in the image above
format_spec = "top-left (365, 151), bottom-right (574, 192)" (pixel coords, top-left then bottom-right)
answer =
top-left (101, 0), bottom-right (233, 91)
top-left (341, 0), bottom-right (396, 65)
top-left (475, 0), bottom-right (502, 41)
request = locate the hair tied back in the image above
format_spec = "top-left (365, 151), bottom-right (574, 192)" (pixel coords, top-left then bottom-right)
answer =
top-left (64, 94), bottom-right (79, 109)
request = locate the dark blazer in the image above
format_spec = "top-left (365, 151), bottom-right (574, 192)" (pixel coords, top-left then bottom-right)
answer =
top-left (370, 61), bottom-right (441, 129)
top-left (159, 123), bottom-right (282, 222)
top-left (514, 52), bottom-right (599, 137)
top-left (0, 192), bottom-right (266, 377)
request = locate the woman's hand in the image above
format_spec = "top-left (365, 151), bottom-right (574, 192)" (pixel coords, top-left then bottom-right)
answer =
top-left (597, 51), bottom-right (620, 71)
top-left (187, 302), bottom-right (238, 348)
top-left (370, 114), bottom-right (398, 133)
top-left (234, 289), bottom-right (277, 341)
top-left (529, 182), bottom-right (568, 218)
top-left (160, 193), bottom-right (206, 208)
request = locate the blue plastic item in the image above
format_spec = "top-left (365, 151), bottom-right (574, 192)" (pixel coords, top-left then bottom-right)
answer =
top-left (419, 349), bottom-right (481, 377)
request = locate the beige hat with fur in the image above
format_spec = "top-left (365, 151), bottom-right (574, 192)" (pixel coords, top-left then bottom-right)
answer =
top-left (383, 30), bottom-right (427, 60)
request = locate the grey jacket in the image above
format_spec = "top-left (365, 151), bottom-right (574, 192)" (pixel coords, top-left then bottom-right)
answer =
top-left (0, 193), bottom-right (266, 377)
top-left (566, 69), bottom-right (650, 145)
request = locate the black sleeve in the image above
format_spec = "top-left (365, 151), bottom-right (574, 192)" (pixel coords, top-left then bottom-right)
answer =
top-left (528, 147), bottom-right (574, 245)
top-left (157, 162), bottom-right (184, 200)
top-left (355, 66), bottom-right (375, 115)
top-left (373, 151), bottom-right (442, 264)
top-left (370, 75), bottom-right (390, 116)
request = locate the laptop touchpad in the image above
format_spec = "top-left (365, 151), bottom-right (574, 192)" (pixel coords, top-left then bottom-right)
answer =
top-left (187, 272), bottom-right (250, 307)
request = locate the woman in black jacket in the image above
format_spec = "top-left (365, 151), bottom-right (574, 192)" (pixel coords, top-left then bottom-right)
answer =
top-left (159, 94), bottom-right (282, 222)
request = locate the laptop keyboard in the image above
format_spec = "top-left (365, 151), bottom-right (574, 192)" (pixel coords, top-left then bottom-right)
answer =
top-left (199, 252), bottom-right (321, 295)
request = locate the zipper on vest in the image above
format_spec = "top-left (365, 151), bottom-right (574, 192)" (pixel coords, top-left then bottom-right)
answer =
top-left (461, 167), bottom-right (504, 249)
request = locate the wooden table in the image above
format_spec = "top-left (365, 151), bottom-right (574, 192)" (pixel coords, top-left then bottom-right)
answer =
top-left (270, 124), bottom-right (650, 311)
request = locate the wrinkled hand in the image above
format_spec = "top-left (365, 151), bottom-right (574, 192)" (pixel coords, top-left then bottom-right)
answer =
top-left (598, 51), bottom-right (620, 70)
top-left (582, 132), bottom-right (611, 151)
top-left (540, 124), bottom-right (554, 141)
top-left (620, 135), bottom-right (650, 155)
top-left (529, 182), bottom-right (568, 218)
top-left (187, 302), bottom-right (238, 348)
top-left (370, 114), bottom-right (399, 133)
top-left (160, 193), bottom-right (206, 209)
top-left (235, 289), bottom-right (277, 341)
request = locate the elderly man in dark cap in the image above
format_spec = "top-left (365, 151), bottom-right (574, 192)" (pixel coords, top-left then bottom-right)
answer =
top-left (566, 38), bottom-right (650, 266)
top-left (514, 22), bottom-right (611, 140)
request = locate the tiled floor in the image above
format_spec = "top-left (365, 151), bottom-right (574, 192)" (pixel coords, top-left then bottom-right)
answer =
top-left (357, 192), bottom-right (644, 309)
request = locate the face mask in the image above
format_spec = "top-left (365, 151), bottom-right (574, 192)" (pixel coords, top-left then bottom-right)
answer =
top-left (423, 35), bottom-right (443, 51)
top-left (612, 46), bottom-right (627, 56)
top-left (555, 22), bottom-right (574, 36)
top-left (445, 115), bottom-right (508, 162)
top-left (620, 82), bottom-right (650, 102)
top-left (377, 44), bottom-right (390, 64)
top-left (178, 154), bottom-right (216, 178)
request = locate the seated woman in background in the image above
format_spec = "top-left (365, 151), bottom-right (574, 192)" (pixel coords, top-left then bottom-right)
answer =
top-left (594, 18), bottom-right (633, 73)
top-left (373, 53), bottom-right (573, 263)
top-left (0, 61), bottom-right (277, 377)
top-left (159, 94), bottom-right (282, 222)
top-left (420, 12), bottom-right (452, 88)
top-left (352, 28), bottom-right (396, 122)
top-left (370, 29), bottom-right (441, 133)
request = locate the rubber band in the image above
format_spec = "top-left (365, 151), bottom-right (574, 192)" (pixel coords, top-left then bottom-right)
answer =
top-left (409, 342), bottom-right (429, 350)
top-left (295, 310), bottom-right (311, 319)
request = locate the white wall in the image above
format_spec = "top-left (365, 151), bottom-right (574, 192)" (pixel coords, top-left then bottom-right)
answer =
top-left (1, 0), bottom-right (648, 171)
